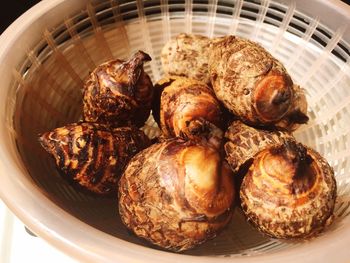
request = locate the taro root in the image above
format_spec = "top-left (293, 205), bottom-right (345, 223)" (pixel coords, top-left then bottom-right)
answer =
top-left (209, 36), bottom-right (308, 131)
top-left (83, 51), bottom-right (154, 127)
top-left (161, 33), bottom-right (211, 84)
top-left (118, 138), bottom-right (235, 251)
top-left (240, 140), bottom-right (337, 238)
top-left (275, 84), bottom-right (308, 131)
top-left (224, 120), bottom-right (293, 173)
top-left (39, 123), bottom-right (151, 195)
top-left (153, 76), bottom-right (224, 146)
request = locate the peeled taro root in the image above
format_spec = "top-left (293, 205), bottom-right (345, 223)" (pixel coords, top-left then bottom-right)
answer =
top-left (224, 120), bottom-right (293, 173)
top-left (153, 76), bottom-right (224, 146)
top-left (240, 140), bottom-right (336, 238)
top-left (118, 138), bottom-right (235, 251)
top-left (161, 33), bottom-right (211, 84)
top-left (39, 123), bottom-right (151, 195)
top-left (83, 51), bottom-right (154, 127)
top-left (209, 36), bottom-right (308, 131)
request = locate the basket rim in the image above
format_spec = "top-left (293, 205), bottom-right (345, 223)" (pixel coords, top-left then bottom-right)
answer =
top-left (0, 0), bottom-right (350, 262)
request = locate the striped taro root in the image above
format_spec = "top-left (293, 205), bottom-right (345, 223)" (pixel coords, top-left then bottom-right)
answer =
top-left (153, 76), bottom-right (224, 147)
top-left (209, 36), bottom-right (308, 131)
top-left (224, 120), bottom-right (293, 173)
top-left (240, 140), bottom-right (336, 238)
top-left (118, 138), bottom-right (235, 251)
top-left (83, 51), bottom-right (154, 127)
top-left (225, 121), bottom-right (336, 238)
top-left (39, 123), bottom-right (151, 195)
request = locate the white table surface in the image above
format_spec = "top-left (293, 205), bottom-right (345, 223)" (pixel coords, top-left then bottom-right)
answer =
top-left (0, 200), bottom-right (76, 263)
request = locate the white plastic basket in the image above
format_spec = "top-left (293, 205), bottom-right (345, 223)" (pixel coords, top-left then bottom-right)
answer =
top-left (0, 0), bottom-right (350, 262)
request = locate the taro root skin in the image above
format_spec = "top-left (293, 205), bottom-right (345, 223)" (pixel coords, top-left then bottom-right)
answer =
top-left (39, 123), bottom-right (151, 195)
top-left (151, 77), bottom-right (175, 127)
top-left (161, 33), bottom-right (211, 84)
top-left (240, 141), bottom-right (337, 238)
top-left (275, 84), bottom-right (309, 131)
top-left (118, 139), bottom-right (235, 251)
top-left (224, 120), bottom-right (293, 173)
top-left (83, 51), bottom-right (154, 127)
top-left (157, 76), bottom-right (224, 143)
top-left (209, 36), bottom-right (308, 130)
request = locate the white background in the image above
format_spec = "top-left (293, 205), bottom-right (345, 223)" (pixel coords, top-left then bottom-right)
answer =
top-left (0, 200), bottom-right (76, 263)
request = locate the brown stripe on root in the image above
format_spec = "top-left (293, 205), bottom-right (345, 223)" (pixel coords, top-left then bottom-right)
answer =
top-left (240, 140), bottom-right (336, 238)
top-left (209, 35), bottom-right (308, 131)
top-left (118, 139), bottom-right (235, 251)
top-left (83, 51), bottom-right (154, 127)
top-left (39, 123), bottom-right (151, 196)
top-left (224, 120), bottom-right (293, 173)
top-left (157, 77), bottom-right (224, 149)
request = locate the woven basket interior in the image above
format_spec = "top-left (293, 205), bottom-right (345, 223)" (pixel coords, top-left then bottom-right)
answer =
top-left (8, 0), bottom-right (350, 257)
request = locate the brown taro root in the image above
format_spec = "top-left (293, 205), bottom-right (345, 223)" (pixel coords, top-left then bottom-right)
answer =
top-left (224, 120), bottom-right (293, 173)
top-left (240, 140), bottom-right (336, 238)
top-left (153, 76), bottom-right (224, 146)
top-left (276, 84), bottom-right (308, 131)
top-left (83, 51), bottom-right (153, 127)
top-left (118, 138), bottom-right (235, 251)
top-left (161, 33), bottom-right (211, 84)
top-left (39, 123), bottom-right (151, 195)
top-left (209, 36), bottom-right (308, 131)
